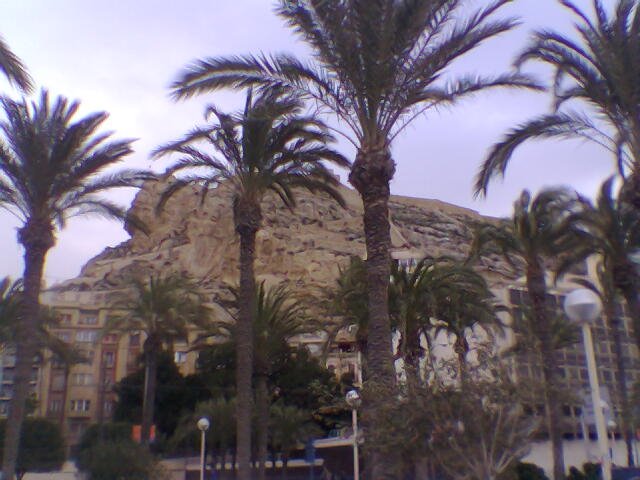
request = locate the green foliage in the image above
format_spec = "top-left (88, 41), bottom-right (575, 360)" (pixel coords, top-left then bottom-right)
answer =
top-left (0, 418), bottom-right (65, 479)
top-left (171, 397), bottom-right (236, 458)
top-left (76, 440), bottom-right (167, 480)
top-left (75, 422), bottom-right (133, 470)
top-left (566, 463), bottom-right (601, 480)
top-left (513, 462), bottom-right (549, 480)
top-left (194, 343), bottom-right (347, 434)
top-left (113, 351), bottom-right (205, 437)
top-left (269, 401), bottom-right (321, 464)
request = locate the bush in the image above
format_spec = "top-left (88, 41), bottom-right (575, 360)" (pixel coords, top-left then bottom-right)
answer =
top-left (0, 417), bottom-right (65, 479)
top-left (76, 440), bottom-right (167, 480)
top-left (515, 462), bottom-right (549, 480)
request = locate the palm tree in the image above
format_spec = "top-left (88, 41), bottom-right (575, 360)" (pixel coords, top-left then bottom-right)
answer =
top-left (556, 178), bottom-right (640, 465)
top-left (269, 402), bottom-right (319, 480)
top-left (252, 283), bottom-right (312, 480)
top-left (172, 398), bottom-right (237, 473)
top-left (324, 256), bottom-right (369, 359)
top-left (0, 278), bottom-right (87, 435)
top-left (424, 260), bottom-right (502, 379)
top-left (0, 91), bottom-right (151, 480)
top-left (153, 86), bottom-right (347, 479)
top-left (572, 263), bottom-right (635, 466)
top-left (106, 273), bottom-right (210, 446)
top-left (559, 179), bottom-right (640, 348)
top-left (213, 283), bottom-right (313, 480)
top-left (0, 35), bottom-right (31, 92)
top-left (170, 5), bottom-right (536, 471)
top-left (471, 188), bottom-right (576, 480)
top-left (475, 0), bottom-right (640, 209)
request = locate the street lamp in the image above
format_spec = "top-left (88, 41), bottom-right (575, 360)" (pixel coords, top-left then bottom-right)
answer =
top-left (346, 390), bottom-right (361, 480)
top-left (197, 417), bottom-right (210, 480)
top-left (564, 288), bottom-right (610, 480)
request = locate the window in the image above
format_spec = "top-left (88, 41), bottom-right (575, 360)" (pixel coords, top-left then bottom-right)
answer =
top-left (79, 311), bottom-right (99, 325)
top-left (102, 334), bottom-right (118, 344)
top-left (103, 351), bottom-right (115, 367)
top-left (70, 399), bottom-right (91, 412)
top-left (104, 400), bottom-right (113, 414)
top-left (50, 399), bottom-right (62, 413)
top-left (71, 373), bottom-right (93, 386)
top-left (76, 330), bottom-right (98, 342)
top-left (174, 351), bottom-right (187, 364)
top-left (130, 334), bottom-right (140, 347)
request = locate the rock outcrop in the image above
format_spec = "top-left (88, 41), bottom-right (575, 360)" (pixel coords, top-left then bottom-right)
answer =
top-left (48, 179), bottom-right (516, 301)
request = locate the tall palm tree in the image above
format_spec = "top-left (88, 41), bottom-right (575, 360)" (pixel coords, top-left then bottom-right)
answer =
top-left (153, 86), bottom-right (347, 479)
top-left (106, 273), bottom-right (210, 446)
top-left (251, 283), bottom-right (312, 480)
top-left (170, 6), bottom-right (536, 471)
top-left (475, 0), bottom-right (640, 209)
top-left (0, 35), bottom-right (31, 92)
top-left (471, 188), bottom-right (576, 480)
top-left (0, 91), bottom-right (151, 480)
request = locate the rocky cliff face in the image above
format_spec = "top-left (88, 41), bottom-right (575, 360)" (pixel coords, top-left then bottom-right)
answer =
top-left (48, 178), bottom-right (515, 299)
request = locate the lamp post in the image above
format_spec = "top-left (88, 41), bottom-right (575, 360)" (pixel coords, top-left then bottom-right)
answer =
top-left (346, 390), bottom-right (361, 480)
top-left (564, 288), bottom-right (610, 480)
top-left (197, 417), bottom-right (210, 480)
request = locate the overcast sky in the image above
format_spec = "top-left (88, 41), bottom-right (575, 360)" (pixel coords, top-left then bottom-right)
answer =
top-left (0, 0), bottom-right (617, 285)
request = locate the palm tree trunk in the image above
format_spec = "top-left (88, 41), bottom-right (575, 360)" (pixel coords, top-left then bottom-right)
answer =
top-left (141, 337), bottom-right (159, 446)
top-left (605, 301), bottom-right (634, 465)
top-left (256, 374), bottom-right (269, 480)
top-left (349, 147), bottom-right (397, 478)
top-left (235, 202), bottom-right (260, 480)
top-left (621, 283), bottom-right (640, 352)
top-left (454, 335), bottom-right (469, 382)
top-left (526, 261), bottom-right (565, 480)
top-left (2, 222), bottom-right (53, 480)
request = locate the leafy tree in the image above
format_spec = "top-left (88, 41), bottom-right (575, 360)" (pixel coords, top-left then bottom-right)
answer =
top-left (269, 402), bottom-right (320, 480)
top-left (513, 462), bottom-right (549, 480)
top-left (0, 90), bottom-right (151, 479)
top-left (0, 418), bottom-right (65, 480)
top-left (475, 0), bottom-right (640, 210)
top-left (75, 422), bottom-right (133, 468)
top-left (170, 2), bottom-right (536, 473)
top-left (471, 189), bottom-right (576, 480)
top-left (171, 398), bottom-right (236, 472)
top-left (76, 440), bottom-right (167, 480)
top-left (0, 35), bottom-right (31, 92)
top-left (113, 351), bottom-right (204, 439)
top-left (107, 273), bottom-right (210, 445)
top-left (426, 367), bottom-right (540, 480)
top-left (154, 86), bottom-right (347, 479)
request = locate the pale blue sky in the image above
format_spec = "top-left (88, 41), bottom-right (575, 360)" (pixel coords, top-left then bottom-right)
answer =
top-left (0, 0), bottom-right (617, 284)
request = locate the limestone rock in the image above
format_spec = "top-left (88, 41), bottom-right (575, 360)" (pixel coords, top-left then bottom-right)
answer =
top-left (49, 178), bottom-right (517, 303)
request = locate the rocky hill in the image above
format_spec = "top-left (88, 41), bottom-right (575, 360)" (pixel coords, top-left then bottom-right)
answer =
top-left (48, 178), bottom-right (515, 302)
